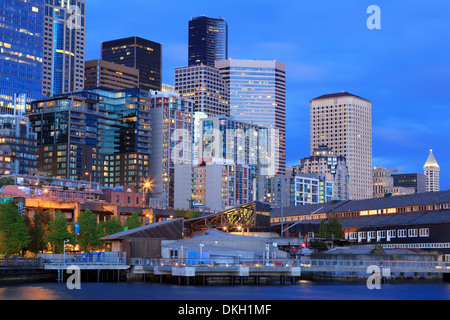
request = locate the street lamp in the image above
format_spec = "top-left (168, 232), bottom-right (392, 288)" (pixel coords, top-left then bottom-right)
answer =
top-left (142, 178), bottom-right (154, 207)
top-left (63, 239), bottom-right (70, 266)
top-left (85, 172), bottom-right (91, 201)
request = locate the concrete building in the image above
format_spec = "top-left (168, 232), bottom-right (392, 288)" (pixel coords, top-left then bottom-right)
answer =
top-left (424, 149), bottom-right (440, 192)
top-left (265, 173), bottom-right (334, 207)
top-left (295, 145), bottom-right (349, 201)
top-left (175, 161), bottom-right (252, 212)
top-left (310, 92), bottom-right (372, 200)
top-left (84, 60), bottom-right (139, 90)
top-left (175, 64), bottom-right (229, 116)
top-left (215, 59), bottom-right (286, 175)
top-left (43, 0), bottom-right (86, 96)
top-left (373, 166), bottom-right (415, 198)
top-left (148, 91), bottom-right (195, 208)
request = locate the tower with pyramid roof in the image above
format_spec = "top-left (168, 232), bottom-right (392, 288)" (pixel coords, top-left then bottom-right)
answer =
top-left (423, 149), bottom-right (440, 192)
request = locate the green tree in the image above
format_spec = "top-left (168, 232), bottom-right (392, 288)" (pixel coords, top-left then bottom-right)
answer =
top-left (102, 217), bottom-right (123, 236)
top-left (100, 217), bottom-right (123, 251)
top-left (46, 210), bottom-right (73, 253)
top-left (309, 239), bottom-right (328, 252)
top-left (125, 212), bottom-right (142, 230)
top-left (0, 204), bottom-right (30, 256)
top-left (0, 177), bottom-right (14, 188)
top-left (25, 208), bottom-right (52, 254)
top-left (316, 212), bottom-right (344, 239)
top-left (76, 210), bottom-right (102, 252)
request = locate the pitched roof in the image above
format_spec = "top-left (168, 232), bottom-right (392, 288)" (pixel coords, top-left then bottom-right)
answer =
top-left (424, 149), bottom-right (440, 168)
top-left (271, 189), bottom-right (450, 218)
top-left (101, 218), bottom-right (184, 240)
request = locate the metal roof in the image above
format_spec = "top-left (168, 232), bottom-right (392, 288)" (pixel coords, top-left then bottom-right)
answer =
top-left (101, 218), bottom-right (184, 240)
top-left (271, 190), bottom-right (450, 218)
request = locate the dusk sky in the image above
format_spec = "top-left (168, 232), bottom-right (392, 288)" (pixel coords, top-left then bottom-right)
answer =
top-left (85, 0), bottom-right (450, 190)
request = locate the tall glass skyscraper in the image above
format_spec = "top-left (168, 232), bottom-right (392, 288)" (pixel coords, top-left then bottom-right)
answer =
top-left (215, 59), bottom-right (286, 175)
top-left (43, 0), bottom-right (86, 97)
top-left (188, 16), bottom-right (228, 67)
top-left (0, 0), bottom-right (44, 115)
top-left (101, 36), bottom-right (162, 91)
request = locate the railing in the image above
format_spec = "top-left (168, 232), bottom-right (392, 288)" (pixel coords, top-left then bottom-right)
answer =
top-left (131, 258), bottom-right (450, 273)
top-left (132, 258), bottom-right (304, 268)
top-left (0, 257), bottom-right (43, 268)
top-left (39, 252), bottom-right (126, 266)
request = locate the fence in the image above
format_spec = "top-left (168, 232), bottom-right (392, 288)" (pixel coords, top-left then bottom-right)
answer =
top-left (38, 252), bottom-right (126, 265)
top-left (0, 257), bottom-right (43, 268)
top-left (131, 257), bottom-right (450, 274)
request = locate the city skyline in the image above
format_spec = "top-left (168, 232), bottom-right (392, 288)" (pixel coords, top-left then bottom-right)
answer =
top-left (84, 1), bottom-right (450, 190)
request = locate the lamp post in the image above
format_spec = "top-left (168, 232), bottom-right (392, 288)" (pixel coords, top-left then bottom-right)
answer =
top-left (85, 172), bottom-right (91, 201)
top-left (199, 243), bottom-right (204, 264)
top-left (63, 239), bottom-right (70, 266)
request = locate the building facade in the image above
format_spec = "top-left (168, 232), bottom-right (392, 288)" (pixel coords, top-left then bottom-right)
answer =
top-left (174, 64), bottom-right (229, 116)
top-left (271, 189), bottom-right (450, 257)
top-left (0, 115), bottom-right (38, 175)
top-left (43, 0), bottom-right (86, 96)
top-left (423, 149), bottom-right (440, 192)
top-left (295, 145), bottom-right (349, 201)
top-left (0, 0), bottom-right (45, 114)
top-left (29, 88), bottom-right (153, 190)
top-left (392, 173), bottom-right (427, 194)
top-left (215, 59), bottom-right (286, 175)
top-left (84, 59), bottom-right (139, 90)
top-left (148, 91), bottom-right (195, 208)
top-left (310, 92), bottom-right (372, 200)
top-left (101, 36), bottom-right (162, 91)
top-left (188, 16), bottom-right (228, 67)
top-left (265, 173), bottom-right (334, 207)
top-left (175, 162), bottom-right (252, 211)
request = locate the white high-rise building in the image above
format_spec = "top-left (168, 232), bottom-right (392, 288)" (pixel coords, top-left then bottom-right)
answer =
top-left (424, 149), bottom-right (440, 192)
top-left (310, 92), bottom-right (372, 200)
top-left (174, 65), bottom-right (229, 116)
top-left (215, 59), bottom-right (286, 175)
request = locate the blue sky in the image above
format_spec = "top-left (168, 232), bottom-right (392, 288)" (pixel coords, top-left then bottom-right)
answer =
top-left (85, 0), bottom-right (450, 190)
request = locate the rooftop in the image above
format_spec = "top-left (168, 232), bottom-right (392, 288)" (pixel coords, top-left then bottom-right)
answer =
top-left (271, 189), bottom-right (450, 218)
top-left (311, 92), bottom-right (372, 103)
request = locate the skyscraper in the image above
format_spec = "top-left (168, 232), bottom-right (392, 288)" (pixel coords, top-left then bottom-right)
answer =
top-left (424, 149), bottom-right (440, 192)
top-left (0, 0), bottom-right (44, 114)
top-left (43, 0), bottom-right (86, 96)
top-left (310, 92), bottom-right (372, 200)
top-left (188, 16), bottom-right (228, 66)
top-left (175, 64), bottom-right (229, 116)
top-left (148, 91), bottom-right (195, 208)
top-left (215, 59), bottom-right (286, 175)
top-left (101, 36), bottom-right (162, 91)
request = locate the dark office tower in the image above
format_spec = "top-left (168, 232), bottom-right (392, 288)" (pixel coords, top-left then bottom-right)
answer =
top-left (101, 36), bottom-right (162, 91)
top-left (188, 16), bottom-right (228, 66)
